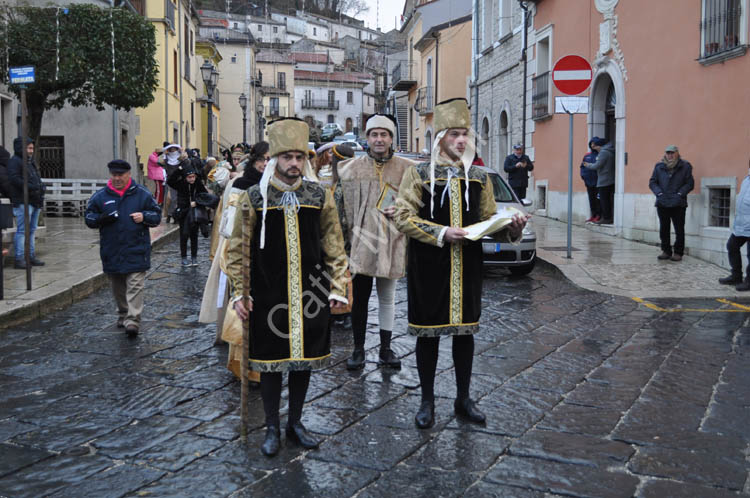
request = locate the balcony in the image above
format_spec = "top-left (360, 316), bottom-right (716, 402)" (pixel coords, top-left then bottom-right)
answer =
top-left (414, 86), bottom-right (433, 115)
top-left (391, 62), bottom-right (417, 91)
top-left (301, 99), bottom-right (340, 110)
top-left (532, 71), bottom-right (550, 119)
top-left (265, 106), bottom-right (287, 118)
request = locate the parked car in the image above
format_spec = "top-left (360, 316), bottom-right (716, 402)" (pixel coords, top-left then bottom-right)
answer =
top-left (477, 166), bottom-right (536, 275)
top-left (338, 140), bottom-right (363, 151)
top-left (321, 123), bottom-right (343, 142)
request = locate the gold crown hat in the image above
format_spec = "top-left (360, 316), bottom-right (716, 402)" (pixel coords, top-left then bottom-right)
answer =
top-left (429, 98), bottom-right (477, 217)
top-left (258, 118), bottom-right (317, 249)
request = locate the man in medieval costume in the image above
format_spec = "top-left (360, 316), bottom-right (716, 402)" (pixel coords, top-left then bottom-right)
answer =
top-left (394, 98), bottom-right (529, 429)
top-left (225, 117), bottom-right (348, 456)
top-left (337, 114), bottom-right (416, 370)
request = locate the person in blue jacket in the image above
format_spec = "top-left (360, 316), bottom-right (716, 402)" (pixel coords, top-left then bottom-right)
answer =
top-left (85, 160), bottom-right (161, 335)
top-left (503, 143), bottom-right (534, 200)
top-left (719, 163), bottom-right (750, 291)
top-left (580, 137), bottom-right (603, 223)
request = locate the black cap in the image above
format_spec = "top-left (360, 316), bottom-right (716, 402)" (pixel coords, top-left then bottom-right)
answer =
top-left (107, 159), bottom-right (131, 173)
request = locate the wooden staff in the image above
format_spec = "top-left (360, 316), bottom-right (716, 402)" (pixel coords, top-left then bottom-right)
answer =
top-left (240, 202), bottom-right (251, 443)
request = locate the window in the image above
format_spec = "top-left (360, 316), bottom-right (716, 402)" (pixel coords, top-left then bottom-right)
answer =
top-left (499, 0), bottom-right (511, 38)
top-left (278, 72), bottom-right (286, 90)
top-left (709, 187), bottom-right (731, 227)
top-left (258, 24), bottom-right (263, 31)
top-left (270, 97), bottom-right (280, 116)
top-left (367, 95), bottom-right (370, 105)
top-left (328, 90), bottom-right (335, 106)
top-left (532, 29), bottom-right (552, 119)
top-left (313, 27), bottom-right (317, 36)
top-left (233, 22), bottom-right (238, 29)
top-left (231, 54), bottom-right (237, 63)
top-left (327, 114), bottom-right (334, 123)
top-left (273, 26), bottom-right (278, 33)
top-left (347, 91), bottom-right (353, 104)
top-left (183, 18), bottom-right (191, 81)
top-left (190, 102), bottom-right (194, 130)
top-left (700, 0), bottom-right (746, 59)
top-left (258, 38), bottom-right (262, 43)
top-left (173, 50), bottom-right (178, 94)
top-left (481, 0), bottom-right (495, 49)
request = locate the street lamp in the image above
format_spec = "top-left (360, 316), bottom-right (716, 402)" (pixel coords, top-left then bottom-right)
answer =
top-left (238, 93), bottom-right (248, 144)
top-left (201, 60), bottom-right (219, 156)
top-left (256, 100), bottom-right (265, 142)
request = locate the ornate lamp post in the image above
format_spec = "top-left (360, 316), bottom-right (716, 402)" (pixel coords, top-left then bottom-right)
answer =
top-left (201, 61), bottom-right (220, 156)
top-left (238, 93), bottom-right (248, 144)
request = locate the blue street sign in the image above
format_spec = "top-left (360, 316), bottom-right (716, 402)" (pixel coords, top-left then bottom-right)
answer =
top-left (9, 66), bottom-right (35, 85)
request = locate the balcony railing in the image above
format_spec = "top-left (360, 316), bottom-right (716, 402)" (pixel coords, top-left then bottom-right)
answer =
top-left (301, 99), bottom-right (340, 110)
top-left (701, 0), bottom-right (742, 58)
top-left (265, 106), bottom-right (287, 118)
top-left (532, 71), bottom-right (550, 119)
top-left (391, 62), bottom-right (417, 91)
top-left (415, 86), bottom-right (433, 115)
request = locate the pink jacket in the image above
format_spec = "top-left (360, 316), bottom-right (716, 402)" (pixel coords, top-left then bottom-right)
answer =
top-left (147, 152), bottom-right (165, 181)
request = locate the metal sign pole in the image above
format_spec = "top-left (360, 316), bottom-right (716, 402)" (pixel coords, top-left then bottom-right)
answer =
top-left (20, 88), bottom-right (31, 289)
top-left (567, 110), bottom-right (573, 260)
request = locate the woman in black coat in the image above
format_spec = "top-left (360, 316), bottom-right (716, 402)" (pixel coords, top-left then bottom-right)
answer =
top-left (167, 163), bottom-right (208, 267)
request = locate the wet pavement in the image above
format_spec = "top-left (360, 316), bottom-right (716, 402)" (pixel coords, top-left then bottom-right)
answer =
top-left (1, 235), bottom-right (749, 497)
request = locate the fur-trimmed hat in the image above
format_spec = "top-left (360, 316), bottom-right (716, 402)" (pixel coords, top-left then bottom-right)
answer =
top-left (433, 98), bottom-right (471, 134)
top-left (268, 117), bottom-right (309, 158)
top-left (365, 113), bottom-right (397, 137)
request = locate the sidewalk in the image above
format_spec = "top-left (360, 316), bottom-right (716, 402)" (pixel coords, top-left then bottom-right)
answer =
top-left (0, 217), bottom-right (178, 328)
top-left (533, 216), bottom-right (735, 299)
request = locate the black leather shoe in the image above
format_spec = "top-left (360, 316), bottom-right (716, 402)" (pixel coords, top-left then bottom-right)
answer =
top-left (378, 348), bottom-right (401, 369)
top-left (346, 349), bottom-right (365, 370)
top-left (415, 400), bottom-right (435, 429)
top-left (285, 422), bottom-right (319, 449)
top-left (30, 258), bottom-right (44, 266)
top-left (719, 274), bottom-right (743, 285)
top-left (261, 425), bottom-right (281, 457)
top-left (125, 324), bottom-right (139, 337)
top-left (737, 278), bottom-right (750, 292)
top-left (13, 261), bottom-right (26, 269)
top-left (454, 398), bottom-right (486, 424)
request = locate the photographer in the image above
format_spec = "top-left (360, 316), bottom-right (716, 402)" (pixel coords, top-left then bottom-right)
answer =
top-left (504, 143), bottom-right (534, 200)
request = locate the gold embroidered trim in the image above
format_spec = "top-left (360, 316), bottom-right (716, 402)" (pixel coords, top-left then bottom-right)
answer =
top-left (449, 177), bottom-right (462, 324)
top-left (284, 205), bottom-right (304, 360)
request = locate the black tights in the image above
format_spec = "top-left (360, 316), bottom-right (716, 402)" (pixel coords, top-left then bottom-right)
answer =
top-left (351, 274), bottom-right (373, 348)
top-left (260, 370), bottom-right (311, 428)
top-left (416, 335), bottom-right (475, 402)
top-left (179, 216), bottom-right (198, 258)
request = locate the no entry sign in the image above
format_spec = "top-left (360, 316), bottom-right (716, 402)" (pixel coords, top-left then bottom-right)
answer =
top-left (552, 55), bottom-right (592, 95)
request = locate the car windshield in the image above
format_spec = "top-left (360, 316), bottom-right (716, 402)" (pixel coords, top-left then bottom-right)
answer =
top-left (488, 173), bottom-right (516, 202)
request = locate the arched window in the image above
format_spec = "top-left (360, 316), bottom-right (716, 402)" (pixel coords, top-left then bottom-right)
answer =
top-left (345, 117), bottom-right (353, 132)
top-left (327, 114), bottom-right (334, 124)
top-left (425, 130), bottom-right (432, 151)
top-left (499, 111), bottom-right (509, 163)
top-left (480, 117), bottom-right (490, 164)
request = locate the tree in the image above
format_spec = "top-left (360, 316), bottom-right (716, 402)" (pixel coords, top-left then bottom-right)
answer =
top-left (0, 4), bottom-right (158, 143)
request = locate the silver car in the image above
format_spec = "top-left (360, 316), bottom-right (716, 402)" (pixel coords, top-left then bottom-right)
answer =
top-left (478, 166), bottom-right (536, 275)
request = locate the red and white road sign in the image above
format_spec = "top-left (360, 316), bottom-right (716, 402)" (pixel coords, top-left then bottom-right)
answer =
top-left (552, 55), bottom-right (592, 96)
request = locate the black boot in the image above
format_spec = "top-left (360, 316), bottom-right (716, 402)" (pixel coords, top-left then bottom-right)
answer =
top-left (261, 425), bottom-right (281, 457)
top-left (454, 398), bottom-right (486, 424)
top-left (378, 330), bottom-right (401, 369)
top-left (415, 400), bottom-right (435, 429)
top-left (285, 422), bottom-right (319, 449)
top-left (346, 348), bottom-right (365, 370)
top-left (736, 277), bottom-right (750, 292)
top-left (720, 273), bottom-right (743, 285)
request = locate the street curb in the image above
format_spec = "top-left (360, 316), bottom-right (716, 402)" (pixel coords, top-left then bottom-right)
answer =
top-left (0, 226), bottom-right (180, 330)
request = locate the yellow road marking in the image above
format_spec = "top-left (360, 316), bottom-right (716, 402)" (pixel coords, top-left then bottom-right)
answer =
top-left (631, 297), bottom-right (750, 313)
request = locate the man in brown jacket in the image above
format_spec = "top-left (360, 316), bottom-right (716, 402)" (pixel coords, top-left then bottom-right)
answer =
top-left (337, 114), bottom-right (416, 370)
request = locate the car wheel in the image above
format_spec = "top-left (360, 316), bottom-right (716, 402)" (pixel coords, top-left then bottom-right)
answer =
top-left (509, 256), bottom-right (536, 276)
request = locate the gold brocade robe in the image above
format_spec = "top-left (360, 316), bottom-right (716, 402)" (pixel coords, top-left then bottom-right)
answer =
top-left (337, 153), bottom-right (415, 279)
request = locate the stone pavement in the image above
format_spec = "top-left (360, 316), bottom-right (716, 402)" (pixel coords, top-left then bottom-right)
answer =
top-left (0, 234), bottom-right (749, 497)
top-left (533, 216), bottom-right (736, 299)
top-left (0, 217), bottom-right (178, 328)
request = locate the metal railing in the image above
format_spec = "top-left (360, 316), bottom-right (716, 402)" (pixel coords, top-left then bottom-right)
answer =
top-left (391, 61), bottom-right (417, 89)
top-left (301, 99), bottom-right (340, 110)
top-left (415, 86), bottom-right (433, 115)
top-left (701, 0), bottom-right (742, 58)
top-left (532, 71), bottom-right (550, 119)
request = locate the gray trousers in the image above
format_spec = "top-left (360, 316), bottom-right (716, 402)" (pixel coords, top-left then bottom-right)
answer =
top-left (109, 272), bottom-right (146, 328)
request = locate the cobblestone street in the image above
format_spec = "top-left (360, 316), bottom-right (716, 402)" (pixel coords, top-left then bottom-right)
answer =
top-left (1, 236), bottom-right (749, 497)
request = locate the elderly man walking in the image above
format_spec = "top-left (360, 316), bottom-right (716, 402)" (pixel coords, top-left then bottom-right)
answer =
top-left (503, 143), bottom-right (534, 200)
top-left (85, 160), bottom-right (161, 335)
top-left (649, 145), bottom-right (694, 262)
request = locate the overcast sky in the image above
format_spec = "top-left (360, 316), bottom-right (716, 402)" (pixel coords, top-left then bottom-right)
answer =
top-left (359, 0), bottom-right (404, 32)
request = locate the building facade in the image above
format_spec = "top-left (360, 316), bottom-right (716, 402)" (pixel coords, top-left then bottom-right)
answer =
top-left (527, 0), bottom-right (750, 268)
top-left (295, 71), bottom-right (369, 134)
top-left (256, 50), bottom-right (295, 136)
top-left (472, 0), bottom-right (527, 174)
